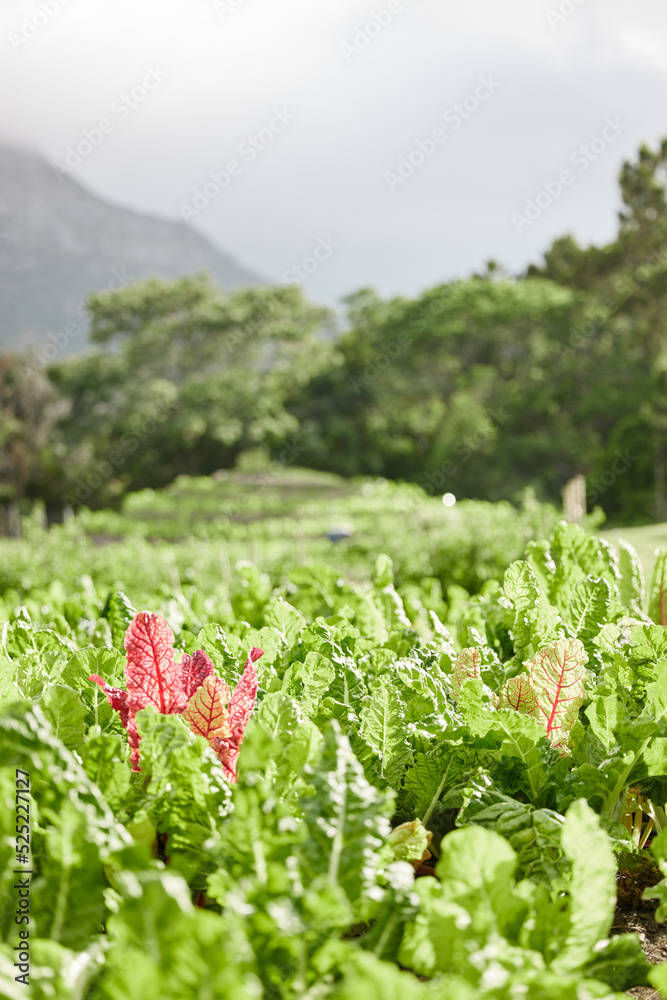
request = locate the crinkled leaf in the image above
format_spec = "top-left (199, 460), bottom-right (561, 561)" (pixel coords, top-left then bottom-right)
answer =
top-left (299, 722), bottom-right (392, 916)
top-left (263, 596), bottom-right (306, 647)
top-left (503, 560), bottom-right (562, 660)
top-left (553, 799), bottom-right (617, 974)
top-left (102, 590), bottom-right (137, 651)
top-left (360, 675), bottom-right (413, 787)
top-left (618, 539), bottom-right (645, 616)
top-left (569, 575), bottom-right (611, 664)
top-left (450, 648), bottom-right (480, 701)
top-left (124, 611), bottom-right (186, 716)
top-left (40, 684), bottom-right (88, 751)
top-left (497, 674), bottom-right (538, 717)
top-left (183, 675), bottom-right (231, 741)
top-left (649, 548), bottom-right (667, 625)
top-left (457, 770), bottom-right (567, 886)
top-left (180, 649), bottom-right (215, 700)
top-left (528, 638), bottom-right (588, 747)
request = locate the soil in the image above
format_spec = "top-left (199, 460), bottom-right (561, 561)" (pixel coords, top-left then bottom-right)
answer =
top-left (612, 902), bottom-right (667, 998)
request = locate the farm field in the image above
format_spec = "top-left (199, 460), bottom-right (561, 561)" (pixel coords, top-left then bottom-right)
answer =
top-left (4, 472), bottom-right (667, 998)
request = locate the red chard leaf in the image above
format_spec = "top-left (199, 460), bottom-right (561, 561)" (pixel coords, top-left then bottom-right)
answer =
top-left (210, 648), bottom-right (263, 783)
top-left (183, 676), bottom-right (231, 741)
top-left (181, 649), bottom-right (215, 700)
top-left (90, 674), bottom-right (131, 729)
top-left (90, 616), bottom-right (262, 777)
top-left (124, 611), bottom-right (187, 716)
top-left (228, 647), bottom-right (262, 733)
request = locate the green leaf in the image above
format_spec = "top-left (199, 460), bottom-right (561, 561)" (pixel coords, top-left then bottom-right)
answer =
top-left (135, 708), bottom-right (233, 864)
top-left (585, 694), bottom-right (621, 750)
top-left (299, 722), bottom-right (393, 916)
top-left (40, 685), bottom-right (88, 750)
top-left (402, 744), bottom-right (481, 825)
top-left (618, 539), bottom-right (645, 616)
top-left (263, 596), bottom-right (306, 647)
top-left (197, 623), bottom-right (242, 686)
top-left (101, 590), bottom-right (137, 651)
top-left (333, 951), bottom-right (427, 1000)
top-left (645, 828), bottom-right (667, 920)
top-left (553, 799), bottom-right (616, 974)
top-left (360, 675), bottom-right (413, 786)
top-left (256, 691), bottom-right (322, 787)
top-left (387, 819), bottom-right (431, 863)
top-left (502, 561), bottom-right (562, 661)
top-left (282, 650), bottom-right (335, 716)
top-left (31, 798), bottom-right (108, 948)
top-left (79, 732), bottom-right (132, 813)
top-left (568, 575), bottom-right (611, 663)
top-left (457, 770), bottom-right (567, 886)
top-left (103, 870), bottom-right (258, 999)
top-left (649, 548), bottom-right (667, 624)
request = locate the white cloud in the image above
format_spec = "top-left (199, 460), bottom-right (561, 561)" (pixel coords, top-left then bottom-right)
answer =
top-left (1, 0), bottom-right (667, 301)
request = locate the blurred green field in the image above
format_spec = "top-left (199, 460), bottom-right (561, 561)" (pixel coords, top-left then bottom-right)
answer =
top-left (1, 468), bottom-right (561, 614)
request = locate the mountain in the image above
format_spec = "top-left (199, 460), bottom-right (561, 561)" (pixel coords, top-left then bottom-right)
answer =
top-left (0, 144), bottom-right (263, 353)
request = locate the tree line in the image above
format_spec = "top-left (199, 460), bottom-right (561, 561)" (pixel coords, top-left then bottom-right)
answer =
top-left (3, 137), bottom-right (667, 525)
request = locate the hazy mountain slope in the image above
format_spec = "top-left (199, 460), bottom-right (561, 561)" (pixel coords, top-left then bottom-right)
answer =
top-left (0, 144), bottom-right (263, 352)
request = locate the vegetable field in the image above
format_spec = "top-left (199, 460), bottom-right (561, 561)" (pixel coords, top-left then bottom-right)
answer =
top-left (4, 474), bottom-right (667, 998)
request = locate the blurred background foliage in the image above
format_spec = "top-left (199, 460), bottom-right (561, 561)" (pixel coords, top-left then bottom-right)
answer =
top-left (4, 138), bottom-right (667, 526)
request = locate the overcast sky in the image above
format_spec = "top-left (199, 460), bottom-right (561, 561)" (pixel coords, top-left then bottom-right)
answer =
top-left (2, 0), bottom-right (667, 303)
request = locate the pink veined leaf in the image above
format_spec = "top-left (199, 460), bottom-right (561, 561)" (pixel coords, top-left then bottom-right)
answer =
top-left (181, 649), bottom-right (215, 700)
top-left (124, 611), bottom-right (187, 716)
top-left (496, 674), bottom-right (539, 717)
top-left (90, 611), bottom-right (188, 771)
top-left (183, 676), bottom-right (231, 742)
top-left (125, 715), bottom-right (142, 771)
top-left (90, 674), bottom-right (131, 729)
top-left (227, 647), bottom-right (263, 732)
top-left (89, 674), bottom-right (142, 770)
top-left (451, 648), bottom-right (481, 701)
top-left (90, 614), bottom-right (260, 775)
top-left (212, 648), bottom-right (263, 782)
top-left (211, 734), bottom-right (238, 784)
top-left (528, 638), bottom-right (588, 748)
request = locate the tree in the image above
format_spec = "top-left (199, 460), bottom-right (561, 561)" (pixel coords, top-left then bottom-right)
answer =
top-left (50, 274), bottom-right (334, 506)
top-left (291, 276), bottom-right (581, 503)
top-left (531, 139), bottom-right (667, 520)
top-left (0, 353), bottom-right (65, 503)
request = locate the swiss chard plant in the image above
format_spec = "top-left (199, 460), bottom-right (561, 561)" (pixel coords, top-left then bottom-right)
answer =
top-left (2, 518), bottom-right (667, 997)
top-left (91, 610), bottom-right (262, 780)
